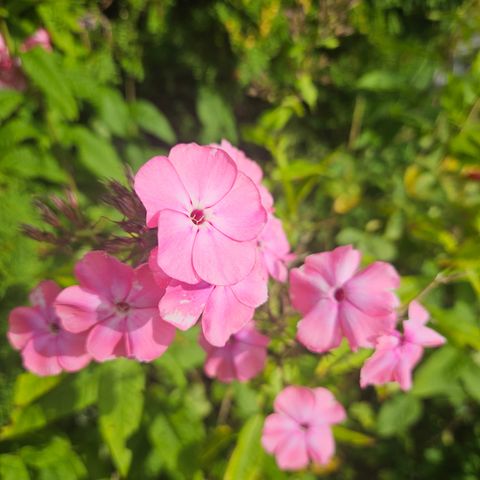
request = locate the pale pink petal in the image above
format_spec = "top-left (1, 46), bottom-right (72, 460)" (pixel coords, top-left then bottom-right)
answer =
top-left (395, 346), bottom-right (422, 391)
top-left (21, 28), bottom-right (52, 52)
top-left (234, 323), bottom-right (269, 348)
top-left (262, 413), bottom-right (299, 453)
top-left (274, 386), bottom-right (316, 424)
top-left (304, 252), bottom-right (336, 288)
top-left (193, 225), bottom-right (256, 286)
top-left (289, 267), bottom-right (327, 315)
top-left (296, 299), bottom-right (342, 353)
top-left (408, 301), bottom-right (430, 325)
top-left (29, 280), bottom-right (61, 316)
top-left (340, 301), bottom-right (396, 350)
top-left (75, 251), bottom-right (133, 302)
top-left (127, 312), bottom-right (175, 362)
top-left (148, 248), bottom-right (171, 290)
top-left (306, 425), bottom-right (335, 465)
top-left (202, 286), bottom-right (254, 346)
top-left (218, 139), bottom-right (263, 184)
top-left (169, 143), bottom-right (237, 207)
top-left (8, 307), bottom-right (47, 349)
top-left (21, 336), bottom-right (62, 376)
top-left (331, 245), bottom-right (361, 285)
top-left (403, 321), bottom-right (446, 348)
top-left (204, 349), bottom-right (236, 383)
top-left (55, 286), bottom-right (103, 333)
top-left (230, 258), bottom-right (268, 308)
top-left (259, 184), bottom-right (274, 212)
top-left (57, 331), bottom-right (91, 372)
top-left (344, 286), bottom-right (399, 316)
top-left (134, 155), bottom-right (191, 227)
top-left (160, 281), bottom-right (213, 330)
top-left (87, 321), bottom-right (124, 362)
top-left (312, 388), bottom-right (346, 425)
top-left (360, 344), bottom-right (398, 388)
top-left (127, 263), bottom-right (164, 307)
top-left (209, 172), bottom-right (266, 241)
top-left (156, 209), bottom-right (200, 284)
top-left (347, 261), bottom-right (400, 292)
top-left (232, 343), bottom-right (267, 381)
top-left (274, 430), bottom-right (309, 471)
top-left (263, 253), bottom-right (289, 283)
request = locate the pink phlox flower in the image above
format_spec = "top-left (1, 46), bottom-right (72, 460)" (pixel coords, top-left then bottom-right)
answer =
top-left (258, 215), bottom-right (295, 283)
top-left (150, 248), bottom-right (268, 347)
top-left (21, 28), bottom-right (52, 52)
top-left (199, 322), bottom-right (269, 383)
top-left (55, 251), bottom-right (176, 363)
top-left (134, 143), bottom-right (267, 286)
top-left (0, 33), bottom-right (26, 91)
top-left (8, 280), bottom-right (91, 376)
top-left (360, 301), bottom-right (446, 391)
top-left (262, 386), bottom-right (346, 470)
top-left (289, 245), bottom-right (400, 353)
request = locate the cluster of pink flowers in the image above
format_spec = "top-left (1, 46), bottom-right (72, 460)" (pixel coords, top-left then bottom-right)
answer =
top-left (0, 29), bottom-right (51, 91)
top-left (8, 140), bottom-right (447, 472)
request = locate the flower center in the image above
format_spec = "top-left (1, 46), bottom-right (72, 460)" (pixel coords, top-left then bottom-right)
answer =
top-left (190, 209), bottom-right (206, 225)
top-left (334, 288), bottom-right (345, 302)
top-left (116, 302), bottom-right (130, 313)
top-left (49, 323), bottom-right (60, 334)
top-left (299, 421), bottom-right (310, 431)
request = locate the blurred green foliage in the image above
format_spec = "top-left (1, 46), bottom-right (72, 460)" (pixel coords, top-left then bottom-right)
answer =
top-left (1, 0), bottom-right (480, 478)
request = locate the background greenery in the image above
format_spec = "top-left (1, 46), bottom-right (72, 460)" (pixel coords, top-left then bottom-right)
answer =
top-left (1, 0), bottom-right (480, 478)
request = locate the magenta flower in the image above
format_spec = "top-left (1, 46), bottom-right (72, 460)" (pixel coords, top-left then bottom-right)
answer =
top-left (55, 251), bottom-right (175, 362)
top-left (290, 245), bottom-right (400, 353)
top-left (150, 248), bottom-right (268, 346)
top-left (0, 34), bottom-right (26, 91)
top-left (20, 28), bottom-right (52, 52)
top-left (262, 386), bottom-right (346, 470)
top-left (8, 281), bottom-right (90, 376)
top-left (360, 301), bottom-right (446, 391)
top-left (199, 322), bottom-right (269, 383)
top-left (258, 215), bottom-right (295, 282)
top-left (134, 143), bottom-right (267, 286)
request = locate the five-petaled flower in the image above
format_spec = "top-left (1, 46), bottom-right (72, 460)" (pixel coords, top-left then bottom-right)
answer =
top-left (262, 386), bottom-right (346, 470)
top-left (360, 301), bottom-right (446, 391)
top-left (8, 280), bottom-right (90, 376)
top-left (290, 245), bottom-right (400, 353)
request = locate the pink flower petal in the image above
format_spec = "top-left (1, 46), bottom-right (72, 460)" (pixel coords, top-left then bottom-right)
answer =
top-left (75, 251), bottom-right (134, 302)
top-left (274, 386), bottom-right (316, 425)
top-left (209, 172), bottom-right (266, 241)
top-left (344, 286), bottom-right (399, 316)
top-left (312, 388), bottom-right (346, 425)
top-left (127, 263), bottom-right (164, 307)
top-left (87, 322), bottom-right (124, 362)
top-left (156, 209), bottom-right (200, 284)
top-left (296, 299), bottom-right (342, 353)
top-left (230, 257), bottom-right (268, 308)
top-left (306, 425), bottom-right (335, 466)
top-left (148, 248), bottom-right (171, 290)
top-left (8, 307), bottom-right (47, 350)
top-left (232, 342), bottom-right (267, 381)
top-left (55, 286), bottom-right (102, 333)
top-left (403, 320), bottom-right (446, 348)
top-left (274, 430), bottom-right (309, 471)
top-left (289, 267), bottom-right (327, 315)
top-left (22, 336), bottom-right (62, 376)
top-left (202, 286), bottom-right (254, 346)
top-left (218, 139), bottom-right (263, 184)
top-left (408, 301), bottom-right (430, 325)
top-left (193, 225), bottom-right (256, 286)
top-left (134, 155), bottom-right (191, 227)
top-left (57, 331), bottom-right (91, 372)
top-left (262, 413), bottom-right (300, 453)
top-left (29, 280), bottom-right (61, 316)
top-left (304, 252), bottom-right (336, 288)
top-left (234, 323), bottom-right (269, 348)
top-left (347, 261), bottom-right (400, 292)
top-left (360, 341), bottom-right (399, 388)
top-left (204, 349), bottom-right (236, 383)
top-left (330, 245), bottom-right (361, 285)
top-left (340, 301), bottom-right (396, 350)
top-left (160, 281), bottom-right (213, 330)
top-left (169, 143), bottom-right (237, 207)
top-left (126, 312), bottom-right (175, 362)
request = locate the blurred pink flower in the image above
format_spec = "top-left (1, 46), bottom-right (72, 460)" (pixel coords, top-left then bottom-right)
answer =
top-left (134, 143), bottom-right (267, 286)
top-left (150, 248), bottom-right (268, 346)
top-left (262, 386), bottom-right (346, 470)
top-left (360, 301), bottom-right (446, 391)
top-left (0, 34), bottom-right (26, 91)
top-left (8, 281), bottom-right (90, 376)
top-left (55, 251), bottom-right (175, 362)
top-left (258, 215), bottom-right (295, 282)
top-left (290, 245), bottom-right (400, 353)
top-left (199, 322), bottom-right (269, 382)
top-left (21, 28), bottom-right (52, 52)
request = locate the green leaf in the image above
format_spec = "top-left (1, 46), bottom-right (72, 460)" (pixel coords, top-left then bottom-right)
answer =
top-left (13, 373), bottom-right (62, 407)
top-left (0, 90), bottom-right (24, 122)
top-left (72, 127), bottom-right (125, 181)
top-left (460, 360), bottom-right (480, 402)
top-left (357, 70), bottom-right (404, 91)
top-left (0, 454), bottom-right (30, 480)
top-left (377, 394), bottom-right (423, 437)
top-left (224, 415), bottom-right (265, 480)
top-left (21, 49), bottom-right (77, 119)
top-left (332, 425), bottom-right (375, 446)
top-left (98, 89), bottom-right (132, 137)
top-left (98, 360), bottom-right (145, 477)
top-left (197, 87), bottom-right (237, 144)
top-left (131, 100), bottom-right (176, 144)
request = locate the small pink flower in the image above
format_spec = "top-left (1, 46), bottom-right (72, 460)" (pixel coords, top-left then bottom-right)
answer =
top-left (21, 28), bottom-right (52, 52)
top-left (0, 34), bottom-right (26, 91)
top-left (8, 281), bottom-right (90, 376)
top-left (134, 143), bottom-right (267, 286)
top-left (199, 322), bottom-right (269, 383)
top-left (258, 215), bottom-right (295, 282)
top-left (55, 251), bottom-right (175, 362)
top-left (150, 248), bottom-right (268, 346)
top-left (262, 386), bottom-right (346, 470)
top-left (290, 245), bottom-right (400, 353)
top-left (360, 301), bottom-right (446, 391)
